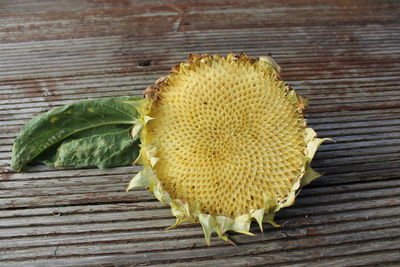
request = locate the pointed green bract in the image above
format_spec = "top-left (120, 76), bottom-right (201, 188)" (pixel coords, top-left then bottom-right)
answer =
top-left (301, 164), bottom-right (322, 186)
top-left (199, 214), bottom-right (218, 246)
top-left (263, 213), bottom-right (280, 227)
top-left (231, 214), bottom-right (253, 235)
top-left (215, 216), bottom-right (234, 236)
top-left (126, 167), bottom-right (150, 191)
top-left (251, 209), bottom-right (265, 232)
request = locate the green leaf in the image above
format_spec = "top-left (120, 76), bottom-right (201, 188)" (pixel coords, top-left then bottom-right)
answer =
top-left (11, 96), bottom-right (141, 171)
top-left (35, 125), bottom-right (140, 169)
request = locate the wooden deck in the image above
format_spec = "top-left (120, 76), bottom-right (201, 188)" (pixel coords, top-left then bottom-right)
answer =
top-left (1, 0), bottom-right (400, 266)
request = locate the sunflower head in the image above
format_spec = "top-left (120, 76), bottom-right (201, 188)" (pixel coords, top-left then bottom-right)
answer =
top-left (127, 53), bottom-right (329, 244)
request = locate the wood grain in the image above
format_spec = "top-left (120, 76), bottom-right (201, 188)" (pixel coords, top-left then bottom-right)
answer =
top-left (0, 0), bottom-right (399, 266)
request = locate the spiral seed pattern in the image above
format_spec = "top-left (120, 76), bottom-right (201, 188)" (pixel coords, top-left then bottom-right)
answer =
top-left (146, 55), bottom-right (306, 217)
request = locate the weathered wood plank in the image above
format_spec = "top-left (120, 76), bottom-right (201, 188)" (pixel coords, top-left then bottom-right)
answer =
top-left (2, 233), bottom-right (399, 266)
top-left (0, 190), bottom-right (398, 220)
top-left (167, 246), bottom-right (400, 267)
top-left (0, 191), bottom-right (398, 239)
top-left (0, 181), bottom-right (397, 229)
top-left (1, 220), bottom-right (399, 262)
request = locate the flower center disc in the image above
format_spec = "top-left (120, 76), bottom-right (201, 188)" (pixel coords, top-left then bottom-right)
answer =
top-left (145, 55), bottom-right (306, 218)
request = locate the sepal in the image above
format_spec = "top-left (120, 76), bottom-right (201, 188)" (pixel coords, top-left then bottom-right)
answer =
top-left (199, 214), bottom-right (217, 246)
top-left (126, 170), bottom-right (149, 191)
top-left (231, 214), bottom-right (254, 236)
top-left (259, 55), bottom-right (281, 73)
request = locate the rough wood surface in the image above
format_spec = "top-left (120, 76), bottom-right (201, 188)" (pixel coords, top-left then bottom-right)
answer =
top-left (0, 0), bottom-right (399, 266)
